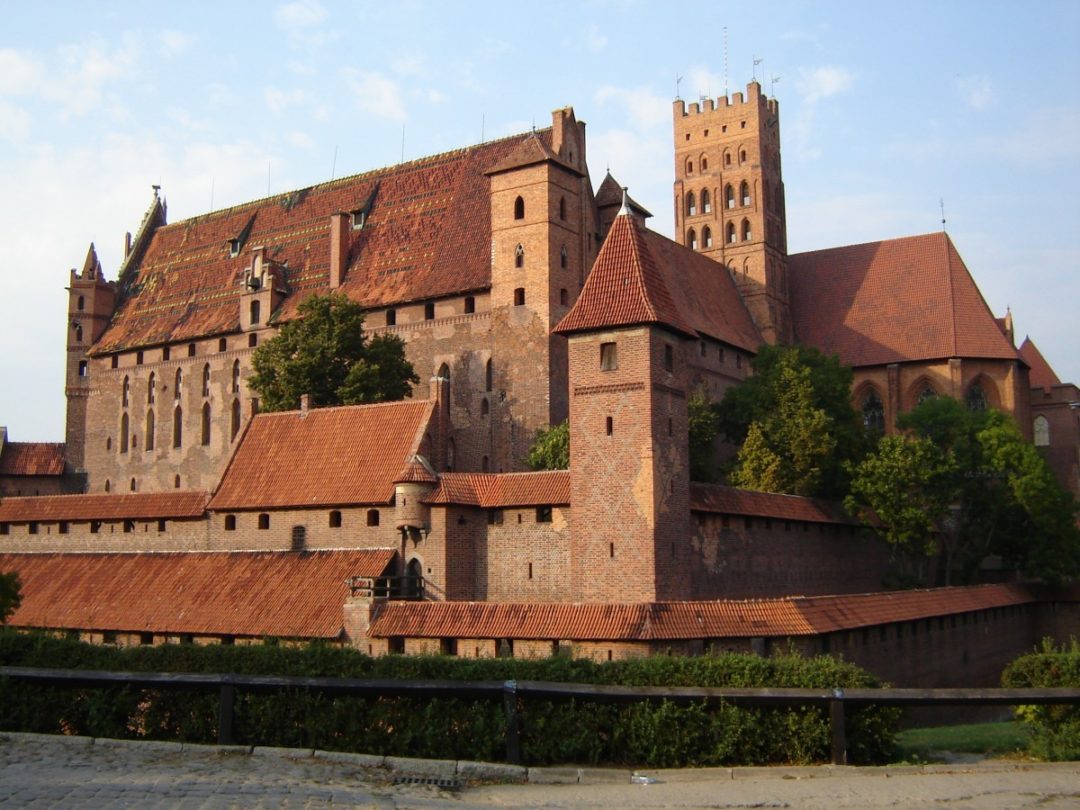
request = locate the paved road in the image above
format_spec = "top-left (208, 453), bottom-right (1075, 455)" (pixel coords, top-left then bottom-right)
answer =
top-left (2, 732), bottom-right (1079, 808)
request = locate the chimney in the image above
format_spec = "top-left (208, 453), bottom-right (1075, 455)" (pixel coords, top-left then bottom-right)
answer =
top-left (300, 393), bottom-right (310, 417)
top-left (329, 213), bottom-right (349, 289)
top-left (124, 232), bottom-right (132, 258)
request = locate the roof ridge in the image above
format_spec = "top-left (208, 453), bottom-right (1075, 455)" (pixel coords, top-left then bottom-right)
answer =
top-left (941, 232), bottom-right (959, 357)
top-left (157, 127), bottom-right (550, 232)
top-left (789, 230), bottom-right (945, 258)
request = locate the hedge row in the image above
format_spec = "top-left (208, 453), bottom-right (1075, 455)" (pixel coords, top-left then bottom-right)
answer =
top-left (0, 630), bottom-right (897, 766)
top-left (1001, 638), bottom-right (1080, 761)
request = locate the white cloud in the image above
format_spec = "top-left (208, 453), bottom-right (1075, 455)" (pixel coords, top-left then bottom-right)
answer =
top-left (795, 65), bottom-right (854, 106)
top-left (44, 39), bottom-right (139, 117)
top-left (587, 25), bottom-right (608, 53)
top-left (0, 101), bottom-right (31, 142)
top-left (341, 69), bottom-right (405, 122)
top-left (594, 85), bottom-right (670, 130)
top-left (264, 86), bottom-right (306, 114)
top-left (157, 29), bottom-right (192, 57)
top-left (0, 48), bottom-right (42, 95)
top-left (274, 0), bottom-right (327, 29)
top-left (955, 74), bottom-right (993, 110)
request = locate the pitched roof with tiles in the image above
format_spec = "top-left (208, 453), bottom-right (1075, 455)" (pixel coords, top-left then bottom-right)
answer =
top-left (690, 483), bottom-right (858, 525)
top-left (367, 584), bottom-right (1037, 641)
top-left (594, 173), bottom-right (652, 217)
top-left (1019, 337), bottom-right (1062, 389)
top-left (484, 132), bottom-right (583, 177)
top-left (91, 130), bottom-right (554, 354)
top-left (0, 442), bottom-right (66, 477)
top-left (394, 454), bottom-right (439, 485)
top-left (0, 549), bottom-right (395, 639)
top-left (789, 232), bottom-right (1019, 367)
top-left (0, 492), bottom-right (208, 522)
top-left (208, 399), bottom-right (433, 511)
top-left (555, 212), bottom-right (761, 350)
top-left (424, 470), bottom-right (571, 507)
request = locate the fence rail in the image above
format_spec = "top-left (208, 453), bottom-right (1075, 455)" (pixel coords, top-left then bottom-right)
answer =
top-left (3, 665), bottom-right (1079, 765)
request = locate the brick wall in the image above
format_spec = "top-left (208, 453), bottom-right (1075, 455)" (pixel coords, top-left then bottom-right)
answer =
top-left (0, 516), bottom-right (207, 552)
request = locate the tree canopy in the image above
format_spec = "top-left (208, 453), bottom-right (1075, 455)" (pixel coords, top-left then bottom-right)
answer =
top-left (249, 293), bottom-right (419, 413)
top-left (847, 396), bottom-right (1080, 585)
top-left (0, 571), bottom-right (21, 624)
top-left (527, 420), bottom-right (569, 470)
top-left (688, 387), bottom-right (722, 482)
top-left (718, 345), bottom-right (864, 498)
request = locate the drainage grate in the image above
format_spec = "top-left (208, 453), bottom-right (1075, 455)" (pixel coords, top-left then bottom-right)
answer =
top-left (392, 775), bottom-right (461, 790)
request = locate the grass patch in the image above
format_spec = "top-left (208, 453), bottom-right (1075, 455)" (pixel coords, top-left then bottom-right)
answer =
top-left (894, 722), bottom-right (1029, 762)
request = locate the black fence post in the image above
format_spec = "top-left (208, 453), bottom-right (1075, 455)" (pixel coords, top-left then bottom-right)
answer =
top-left (503, 680), bottom-right (521, 764)
top-left (218, 680), bottom-right (236, 746)
top-left (829, 688), bottom-right (847, 765)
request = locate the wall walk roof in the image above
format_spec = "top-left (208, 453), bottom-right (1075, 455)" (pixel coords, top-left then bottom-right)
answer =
top-left (0, 492), bottom-right (208, 522)
top-left (425, 470), bottom-right (570, 507)
top-left (92, 129), bottom-right (553, 354)
top-left (368, 584), bottom-right (1036, 641)
top-left (0, 549), bottom-right (395, 639)
top-left (690, 483), bottom-right (858, 525)
top-left (0, 442), bottom-right (66, 477)
top-left (1019, 337), bottom-right (1062, 389)
top-left (789, 232), bottom-right (1019, 368)
top-left (555, 212), bottom-right (761, 350)
top-left (209, 399), bottom-right (433, 511)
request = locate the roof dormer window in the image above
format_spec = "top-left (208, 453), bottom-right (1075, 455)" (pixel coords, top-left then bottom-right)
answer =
top-left (228, 239), bottom-right (241, 258)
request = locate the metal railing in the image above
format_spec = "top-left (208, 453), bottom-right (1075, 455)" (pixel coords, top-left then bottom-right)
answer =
top-left (2, 665), bottom-right (1079, 765)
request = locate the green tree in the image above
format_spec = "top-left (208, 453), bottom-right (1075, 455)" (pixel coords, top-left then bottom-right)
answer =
top-left (722, 346), bottom-right (859, 497)
top-left (249, 293), bottom-right (418, 412)
top-left (848, 397), bottom-right (1080, 585)
top-left (0, 571), bottom-right (21, 624)
top-left (688, 387), bottom-right (722, 482)
top-left (527, 420), bottom-right (569, 470)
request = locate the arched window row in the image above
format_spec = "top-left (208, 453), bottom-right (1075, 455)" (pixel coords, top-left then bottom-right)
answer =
top-left (686, 185), bottom-right (751, 218)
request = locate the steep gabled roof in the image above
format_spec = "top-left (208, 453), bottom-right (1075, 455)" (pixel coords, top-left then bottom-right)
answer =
top-left (484, 132), bottom-right (583, 177)
top-left (690, 483), bottom-right (858, 525)
top-left (0, 492), bottom-right (207, 522)
top-left (789, 232), bottom-right (1019, 367)
top-left (1019, 337), bottom-right (1062, 389)
top-left (367, 584), bottom-right (1037, 641)
top-left (0, 442), bottom-right (65, 477)
top-left (424, 470), bottom-right (570, 507)
top-left (556, 212), bottom-right (761, 350)
top-left (92, 130), bottom-right (553, 354)
top-left (0, 549), bottom-right (395, 639)
top-left (595, 173), bottom-right (652, 218)
top-left (208, 399), bottom-right (433, 511)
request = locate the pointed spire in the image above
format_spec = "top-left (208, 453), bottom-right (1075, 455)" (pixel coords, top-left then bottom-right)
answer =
top-left (618, 186), bottom-right (630, 216)
top-left (81, 243), bottom-right (101, 278)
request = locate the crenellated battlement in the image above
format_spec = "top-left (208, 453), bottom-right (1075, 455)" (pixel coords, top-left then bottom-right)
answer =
top-left (673, 81), bottom-right (777, 120)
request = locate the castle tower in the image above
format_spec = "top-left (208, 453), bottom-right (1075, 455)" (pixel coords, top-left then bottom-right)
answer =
top-left (65, 244), bottom-right (116, 477)
top-left (673, 80), bottom-right (791, 344)
top-left (554, 201), bottom-right (693, 602)
top-left (485, 109), bottom-right (596, 471)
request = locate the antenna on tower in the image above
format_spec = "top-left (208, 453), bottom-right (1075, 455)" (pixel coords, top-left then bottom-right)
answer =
top-left (331, 145), bottom-right (338, 180)
top-left (209, 177), bottom-right (215, 212)
top-left (940, 197), bottom-right (947, 231)
top-left (723, 27), bottom-right (729, 98)
top-left (675, 74), bottom-right (683, 99)
top-left (401, 125), bottom-right (406, 163)
top-left (753, 56), bottom-right (763, 83)
top-left (770, 74), bottom-right (781, 97)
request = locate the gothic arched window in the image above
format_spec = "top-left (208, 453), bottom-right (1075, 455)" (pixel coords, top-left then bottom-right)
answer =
top-left (740, 180), bottom-right (751, 206)
top-left (686, 191), bottom-right (696, 217)
top-left (703, 226), bottom-right (713, 248)
top-left (688, 228), bottom-right (698, 251)
top-left (513, 196), bottom-right (524, 220)
top-left (1034, 415), bottom-right (1050, 446)
top-left (861, 389), bottom-right (885, 436)
top-left (725, 184), bottom-right (735, 209)
top-left (966, 383), bottom-right (988, 411)
top-left (701, 189), bottom-right (711, 213)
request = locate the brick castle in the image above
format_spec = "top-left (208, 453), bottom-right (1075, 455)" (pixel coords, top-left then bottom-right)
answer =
top-left (1, 80), bottom-right (1078, 686)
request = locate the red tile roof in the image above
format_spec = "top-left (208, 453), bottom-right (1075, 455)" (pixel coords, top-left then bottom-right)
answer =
top-left (208, 400), bottom-right (433, 511)
top-left (484, 133), bottom-right (582, 177)
top-left (0, 443), bottom-right (66, 477)
top-left (368, 584), bottom-right (1037, 641)
top-left (424, 471), bottom-right (571, 507)
top-left (0, 492), bottom-right (208, 522)
top-left (92, 130), bottom-right (552, 354)
top-left (556, 213), bottom-right (761, 351)
top-left (690, 483), bottom-right (858, 525)
top-left (594, 173), bottom-right (652, 217)
top-left (789, 233), bottom-right (1019, 367)
top-left (1019, 337), bottom-right (1062, 389)
top-left (0, 549), bottom-right (395, 639)
top-left (394, 455), bottom-right (439, 484)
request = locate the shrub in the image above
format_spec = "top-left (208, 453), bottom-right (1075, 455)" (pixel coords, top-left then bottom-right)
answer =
top-left (1001, 637), bottom-right (1080, 761)
top-left (0, 629), bottom-right (897, 765)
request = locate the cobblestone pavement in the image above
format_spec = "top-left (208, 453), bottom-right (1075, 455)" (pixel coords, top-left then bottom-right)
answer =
top-left (2, 732), bottom-right (1080, 809)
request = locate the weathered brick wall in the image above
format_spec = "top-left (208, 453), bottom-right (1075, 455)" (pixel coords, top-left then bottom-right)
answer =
top-left (1030, 384), bottom-right (1080, 497)
top-left (479, 506), bottom-right (571, 602)
top-left (690, 514), bottom-right (893, 599)
top-left (205, 507), bottom-right (398, 553)
top-left (0, 476), bottom-right (70, 498)
top-left (0, 517), bottom-right (207, 552)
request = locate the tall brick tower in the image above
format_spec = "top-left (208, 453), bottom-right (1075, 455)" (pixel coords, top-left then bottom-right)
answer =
top-left (673, 80), bottom-right (791, 344)
top-left (555, 201), bottom-right (693, 602)
top-left (65, 244), bottom-right (116, 478)
top-left (485, 109), bottom-right (596, 470)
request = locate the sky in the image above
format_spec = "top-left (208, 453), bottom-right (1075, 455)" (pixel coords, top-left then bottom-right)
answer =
top-left (1, 1), bottom-right (1078, 441)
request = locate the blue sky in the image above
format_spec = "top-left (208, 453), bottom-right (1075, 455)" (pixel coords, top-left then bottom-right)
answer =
top-left (2, 1), bottom-right (1078, 441)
